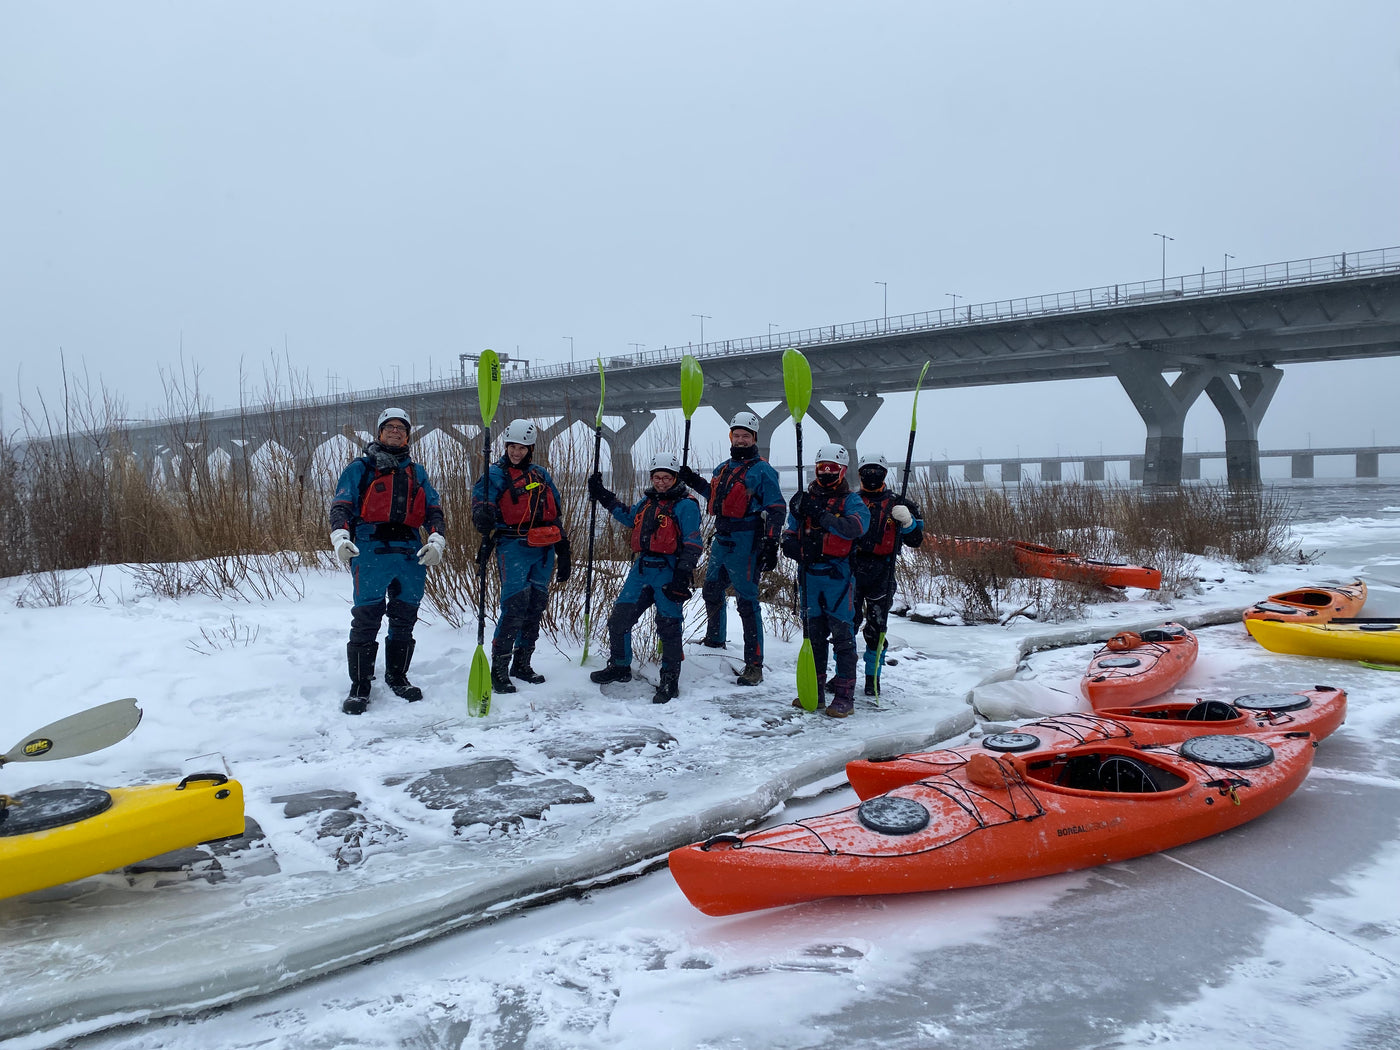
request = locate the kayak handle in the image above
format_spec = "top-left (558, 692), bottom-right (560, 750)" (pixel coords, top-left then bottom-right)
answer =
top-left (176, 772), bottom-right (230, 790)
top-left (700, 834), bottom-right (744, 851)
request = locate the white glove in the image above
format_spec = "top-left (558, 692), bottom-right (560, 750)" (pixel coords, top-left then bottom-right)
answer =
top-left (890, 504), bottom-right (913, 527)
top-left (416, 532), bottom-right (447, 567)
top-left (330, 529), bottom-right (359, 564)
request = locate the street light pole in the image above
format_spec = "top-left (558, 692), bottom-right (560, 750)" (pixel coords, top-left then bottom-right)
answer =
top-left (692, 313), bottom-right (712, 347)
top-left (1223, 252), bottom-right (1234, 290)
top-left (874, 281), bottom-right (887, 326)
top-left (563, 335), bottom-right (574, 366)
top-left (1153, 232), bottom-right (1174, 287)
top-left (947, 292), bottom-right (960, 319)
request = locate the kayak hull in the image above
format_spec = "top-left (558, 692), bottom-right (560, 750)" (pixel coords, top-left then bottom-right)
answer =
top-left (0, 776), bottom-right (246, 900)
top-left (1245, 616), bottom-right (1400, 661)
top-left (671, 733), bottom-right (1315, 916)
top-left (846, 686), bottom-right (1345, 799)
top-left (1081, 623), bottom-right (1199, 708)
top-left (1011, 542), bottom-right (1162, 590)
top-left (1242, 580), bottom-right (1367, 625)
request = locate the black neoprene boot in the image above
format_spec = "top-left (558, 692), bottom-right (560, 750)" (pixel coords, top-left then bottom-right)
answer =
top-left (384, 638), bottom-right (423, 702)
top-left (590, 663), bottom-right (633, 685)
top-left (510, 648), bottom-right (546, 684)
top-left (342, 641), bottom-right (378, 715)
top-left (652, 668), bottom-right (680, 705)
top-left (490, 649), bottom-right (517, 694)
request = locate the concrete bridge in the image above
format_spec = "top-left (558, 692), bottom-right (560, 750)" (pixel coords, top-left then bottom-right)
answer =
top-left (50, 246), bottom-right (1400, 486)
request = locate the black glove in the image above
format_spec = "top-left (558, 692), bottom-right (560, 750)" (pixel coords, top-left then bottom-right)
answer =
top-left (781, 534), bottom-right (801, 561)
top-left (589, 472), bottom-right (621, 512)
top-left (819, 511), bottom-right (843, 532)
top-left (758, 537), bottom-right (779, 573)
top-left (677, 465), bottom-right (708, 494)
top-left (471, 504), bottom-right (495, 532)
top-left (554, 536), bottom-right (572, 584)
top-left (662, 575), bottom-right (693, 603)
top-left (788, 491), bottom-right (810, 520)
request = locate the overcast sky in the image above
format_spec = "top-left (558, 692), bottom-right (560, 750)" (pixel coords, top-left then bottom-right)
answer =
top-left (3, 1), bottom-right (1399, 468)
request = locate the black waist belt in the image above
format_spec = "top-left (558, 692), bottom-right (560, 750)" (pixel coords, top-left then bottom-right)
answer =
top-left (715, 517), bottom-right (760, 535)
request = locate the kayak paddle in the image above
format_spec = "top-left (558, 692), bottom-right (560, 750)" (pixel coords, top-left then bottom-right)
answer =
top-left (1, 698), bottom-right (142, 768)
top-left (468, 349), bottom-right (503, 717)
top-left (873, 359), bottom-right (930, 703)
top-left (782, 348), bottom-right (820, 712)
top-left (581, 358), bottom-right (606, 665)
top-left (680, 354), bottom-right (704, 469)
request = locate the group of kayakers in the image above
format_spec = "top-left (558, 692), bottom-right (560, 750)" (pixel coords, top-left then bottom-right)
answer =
top-left (329, 406), bottom-right (923, 718)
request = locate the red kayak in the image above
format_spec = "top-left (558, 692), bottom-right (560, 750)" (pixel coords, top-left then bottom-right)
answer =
top-left (670, 729), bottom-right (1317, 916)
top-left (1011, 542), bottom-right (1162, 590)
top-left (923, 536), bottom-right (1161, 589)
top-left (1081, 624), bottom-right (1198, 708)
top-left (846, 686), bottom-right (1345, 798)
top-left (1243, 580), bottom-right (1366, 625)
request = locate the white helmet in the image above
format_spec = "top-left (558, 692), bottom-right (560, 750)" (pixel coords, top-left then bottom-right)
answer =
top-left (648, 450), bottom-right (682, 476)
top-left (729, 411), bottom-right (761, 436)
top-left (814, 444), bottom-right (850, 468)
top-left (858, 451), bottom-right (888, 473)
top-left (502, 418), bottom-right (537, 446)
top-left (377, 406), bottom-right (411, 431)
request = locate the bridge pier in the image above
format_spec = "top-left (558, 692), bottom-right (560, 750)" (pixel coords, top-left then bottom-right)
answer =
top-left (1083, 459), bottom-right (1106, 482)
top-left (1039, 460), bottom-right (1061, 481)
top-left (1206, 366), bottom-right (1282, 487)
top-left (999, 461), bottom-right (1022, 482)
top-left (803, 395), bottom-right (885, 465)
top-left (1292, 454), bottom-right (1315, 479)
top-left (964, 462), bottom-right (984, 482)
top-left (1357, 451), bottom-right (1379, 478)
top-left (705, 393), bottom-right (791, 463)
top-left (600, 411), bottom-right (656, 487)
top-left (1110, 351), bottom-right (1215, 487)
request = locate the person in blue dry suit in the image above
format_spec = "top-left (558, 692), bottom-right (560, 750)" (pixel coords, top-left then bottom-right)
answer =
top-left (329, 407), bottom-right (448, 715)
top-left (676, 411), bottom-right (786, 687)
top-left (781, 444), bottom-right (870, 718)
top-left (851, 452), bottom-right (924, 695)
top-left (470, 419), bottom-right (571, 694)
top-left (586, 451), bottom-right (703, 704)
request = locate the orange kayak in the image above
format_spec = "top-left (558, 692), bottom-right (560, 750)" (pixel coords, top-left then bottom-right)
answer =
top-left (1010, 542), bottom-right (1162, 590)
top-left (1242, 580), bottom-right (1366, 625)
top-left (1081, 623), bottom-right (1198, 708)
top-left (846, 686), bottom-right (1345, 799)
top-left (923, 536), bottom-right (1161, 589)
top-left (669, 730), bottom-right (1316, 916)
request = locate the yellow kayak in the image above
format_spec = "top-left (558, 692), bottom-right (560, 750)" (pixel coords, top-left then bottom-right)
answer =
top-left (0, 774), bottom-right (245, 900)
top-left (1244, 616), bottom-right (1400, 662)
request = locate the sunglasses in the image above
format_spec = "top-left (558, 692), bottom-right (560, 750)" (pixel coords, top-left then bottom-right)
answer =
top-left (381, 422), bottom-right (409, 432)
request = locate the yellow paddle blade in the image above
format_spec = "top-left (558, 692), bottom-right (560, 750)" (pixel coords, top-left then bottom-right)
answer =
top-left (796, 639), bottom-right (820, 711)
top-left (468, 646), bottom-right (492, 717)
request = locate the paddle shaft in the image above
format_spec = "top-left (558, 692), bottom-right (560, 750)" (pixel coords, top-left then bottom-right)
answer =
top-left (582, 419), bottom-right (604, 638)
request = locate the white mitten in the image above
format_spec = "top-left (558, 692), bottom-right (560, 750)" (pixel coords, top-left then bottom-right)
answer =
top-left (417, 532), bottom-right (447, 567)
top-left (331, 529), bottom-right (359, 564)
top-left (890, 504), bottom-right (913, 527)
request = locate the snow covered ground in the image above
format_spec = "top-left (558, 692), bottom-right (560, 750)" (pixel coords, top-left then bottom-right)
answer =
top-left (3, 508), bottom-right (1400, 1049)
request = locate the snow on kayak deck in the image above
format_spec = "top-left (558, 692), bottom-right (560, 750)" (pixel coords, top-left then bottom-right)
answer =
top-left (0, 559), bottom-right (1296, 1045)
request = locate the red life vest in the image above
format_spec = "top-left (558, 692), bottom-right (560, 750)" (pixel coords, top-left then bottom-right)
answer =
top-left (630, 494), bottom-right (693, 555)
top-left (498, 465), bottom-right (559, 528)
top-left (359, 464), bottom-right (427, 528)
top-left (708, 459), bottom-right (755, 519)
top-left (800, 491), bottom-right (856, 559)
top-left (858, 490), bottom-right (898, 556)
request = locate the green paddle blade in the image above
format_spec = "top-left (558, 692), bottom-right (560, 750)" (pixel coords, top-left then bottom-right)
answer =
top-left (468, 646), bottom-right (492, 717)
top-left (2, 698), bottom-right (142, 766)
top-left (595, 357), bottom-right (606, 427)
top-left (478, 349), bottom-right (502, 426)
top-left (580, 612), bottom-right (594, 665)
top-left (1359, 660), bottom-right (1400, 672)
top-left (782, 348), bottom-right (812, 422)
top-left (681, 354), bottom-right (704, 418)
top-left (796, 640), bottom-right (820, 711)
top-left (910, 360), bottom-right (930, 428)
